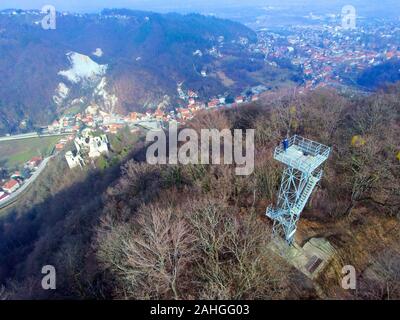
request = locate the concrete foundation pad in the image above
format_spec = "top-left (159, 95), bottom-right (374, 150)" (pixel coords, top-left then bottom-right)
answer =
top-left (269, 237), bottom-right (335, 280)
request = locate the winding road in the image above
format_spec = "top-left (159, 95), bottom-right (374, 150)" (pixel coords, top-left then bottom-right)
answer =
top-left (0, 156), bottom-right (53, 210)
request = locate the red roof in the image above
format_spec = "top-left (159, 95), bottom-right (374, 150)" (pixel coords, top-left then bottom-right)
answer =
top-left (29, 156), bottom-right (42, 163)
top-left (386, 51), bottom-right (395, 59)
top-left (235, 96), bottom-right (244, 102)
top-left (179, 109), bottom-right (191, 116)
top-left (3, 179), bottom-right (19, 190)
top-left (208, 100), bottom-right (219, 107)
top-left (154, 109), bottom-right (164, 117)
top-left (108, 124), bottom-right (124, 129)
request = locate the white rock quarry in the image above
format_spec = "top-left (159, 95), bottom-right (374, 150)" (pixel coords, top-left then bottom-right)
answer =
top-left (53, 82), bottom-right (70, 105)
top-left (56, 51), bottom-right (118, 114)
top-left (93, 77), bottom-right (118, 114)
top-left (59, 51), bottom-right (107, 84)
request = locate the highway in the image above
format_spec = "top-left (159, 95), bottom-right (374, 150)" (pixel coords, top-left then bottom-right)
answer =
top-left (0, 156), bottom-right (53, 210)
top-left (0, 132), bottom-right (70, 142)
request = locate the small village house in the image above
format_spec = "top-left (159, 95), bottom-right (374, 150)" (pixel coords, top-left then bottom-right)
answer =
top-left (2, 179), bottom-right (20, 194)
top-left (27, 156), bottom-right (42, 170)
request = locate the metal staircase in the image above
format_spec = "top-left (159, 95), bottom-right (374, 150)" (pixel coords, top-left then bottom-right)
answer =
top-left (293, 170), bottom-right (321, 215)
top-left (266, 136), bottom-right (331, 245)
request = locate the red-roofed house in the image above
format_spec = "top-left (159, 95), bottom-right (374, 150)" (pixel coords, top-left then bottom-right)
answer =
top-left (55, 143), bottom-right (65, 151)
top-left (2, 179), bottom-right (20, 193)
top-left (208, 99), bottom-right (219, 108)
top-left (386, 51), bottom-right (395, 59)
top-left (108, 123), bottom-right (125, 134)
top-left (129, 112), bottom-right (138, 121)
top-left (178, 108), bottom-right (191, 120)
top-left (235, 96), bottom-right (244, 104)
top-left (154, 109), bottom-right (165, 121)
top-left (27, 156), bottom-right (42, 169)
top-left (188, 90), bottom-right (198, 98)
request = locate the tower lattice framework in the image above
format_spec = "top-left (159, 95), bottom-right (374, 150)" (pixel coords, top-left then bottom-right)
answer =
top-left (266, 135), bottom-right (331, 245)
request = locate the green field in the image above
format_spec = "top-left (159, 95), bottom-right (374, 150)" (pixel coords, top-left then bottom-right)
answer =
top-left (0, 136), bottom-right (60, 170)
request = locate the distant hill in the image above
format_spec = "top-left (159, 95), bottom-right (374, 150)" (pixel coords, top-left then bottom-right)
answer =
top-left (357, 58), bottom-right (400, 89)
top-left (0, 9), bottom-right (300, 134)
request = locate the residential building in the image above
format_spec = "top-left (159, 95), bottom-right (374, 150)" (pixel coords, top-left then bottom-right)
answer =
top-left (2, 179), bottom-right (20, 193)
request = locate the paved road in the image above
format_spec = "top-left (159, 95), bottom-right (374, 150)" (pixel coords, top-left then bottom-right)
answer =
top-left (0, 121), bottom-right (163, 142)
top-left (0, 156), bottom-right (53, 210)
top-left (0, 132), bottom-right (70, 142)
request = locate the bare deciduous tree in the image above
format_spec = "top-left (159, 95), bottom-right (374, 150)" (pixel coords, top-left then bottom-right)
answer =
top-left (187, 199), bottom-right (290, 299)
top-left (97, 204), bottom-right (195, 299)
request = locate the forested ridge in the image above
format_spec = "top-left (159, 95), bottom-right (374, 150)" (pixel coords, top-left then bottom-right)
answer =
top-left (0, 84), bottom-right (399, 300)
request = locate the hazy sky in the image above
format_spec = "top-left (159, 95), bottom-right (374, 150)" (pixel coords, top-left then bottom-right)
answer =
top-left (0, 0), bottom-right (398, 14)
top-left (2, 0), bottom-right (272, 12)
top-left (0, 0), bottom-right (262, 12)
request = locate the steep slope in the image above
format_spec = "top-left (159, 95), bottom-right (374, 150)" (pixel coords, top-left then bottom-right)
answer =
top-left (0, 85), bottom-right (399, 299)
top-left (357, 58), bottom-right (400, 90)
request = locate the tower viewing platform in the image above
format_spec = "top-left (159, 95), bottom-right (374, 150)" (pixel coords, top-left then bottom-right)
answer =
top-left (273, 135), bottom-right (330, 174)
top-left (266, 135), bottom-right (331, 245)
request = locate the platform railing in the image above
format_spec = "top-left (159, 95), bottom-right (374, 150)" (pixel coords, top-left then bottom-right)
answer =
top-left (293, 135), bottom-right (330, 157)
top-left (273, 135), bottom-right (331, 173)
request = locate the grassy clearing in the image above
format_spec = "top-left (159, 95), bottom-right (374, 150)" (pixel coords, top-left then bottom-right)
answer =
top-left (217, 71), bottom-right (235, 87)
top-left (0, 136), bottom-right (60, 170)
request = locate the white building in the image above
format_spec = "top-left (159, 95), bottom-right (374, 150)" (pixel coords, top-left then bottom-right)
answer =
top-left (65, 151), bottom-right (85, 169)
top-left (65, 129), bottom-right (109, 169)
top-left (74, 129), bottom-right (109, 159)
